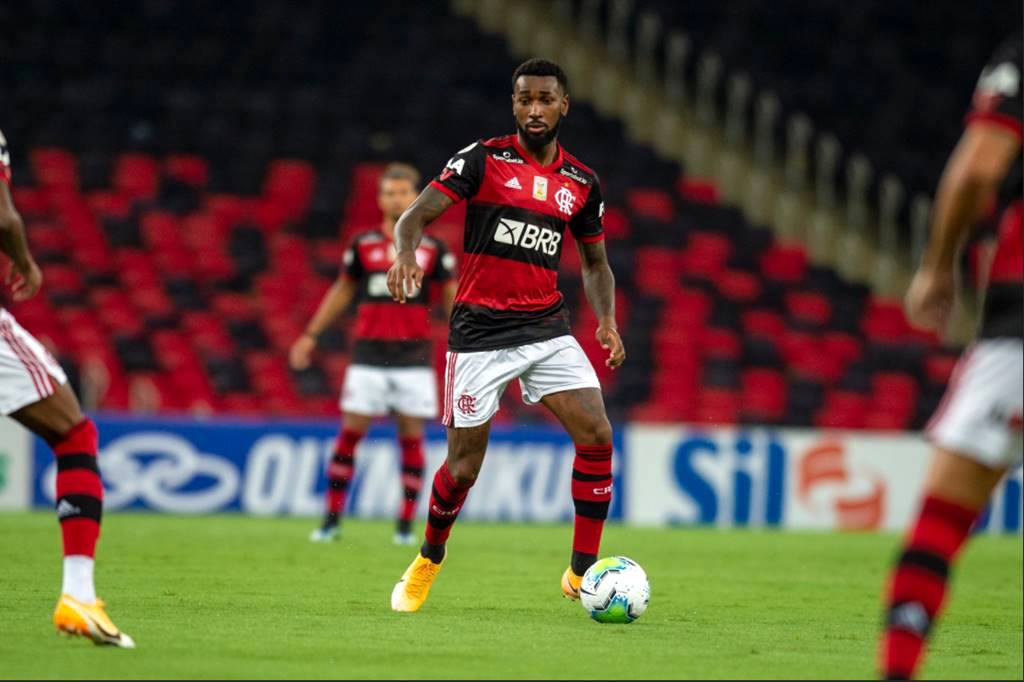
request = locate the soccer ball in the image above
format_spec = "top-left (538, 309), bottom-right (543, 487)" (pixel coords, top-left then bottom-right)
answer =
top-left (579, 556), bottom-right (650, 623)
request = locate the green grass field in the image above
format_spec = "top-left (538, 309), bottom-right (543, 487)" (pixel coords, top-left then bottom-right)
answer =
top-left (0, 512), bottom-right (1020, 680)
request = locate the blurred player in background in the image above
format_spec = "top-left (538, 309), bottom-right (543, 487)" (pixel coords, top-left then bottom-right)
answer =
top-left (385, 58), bottom-right (625, 612)
top-left (289, 163), bottom-right (456, 545)
top-left (879, 37), bottom-right (1022, 680)
top-left (0, 129), bottom-right (133, 647)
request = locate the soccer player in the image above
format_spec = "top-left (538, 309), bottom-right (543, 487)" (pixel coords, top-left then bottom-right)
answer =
top-left (385, 58), bottom-right (626, 612)
top-left (879, 38), bottom-right (1022, 680)
top-left (0, 129), bottom-right (133, 647)
top-left (289, 163), bottom-right (456, 545)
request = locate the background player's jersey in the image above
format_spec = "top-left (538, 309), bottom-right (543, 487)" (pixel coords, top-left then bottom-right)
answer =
top-left (966, 37), bottom-right (1023, 339)
top-left (430, 135), bottom-right (604, 351)
top-left (341, 231), bottom-right (454, 366)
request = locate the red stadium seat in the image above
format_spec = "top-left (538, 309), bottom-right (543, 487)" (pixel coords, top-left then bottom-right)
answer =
top-left (785, 291), bottom-right (832, 327)
top-left (626, 188), bottom-right (675, 223)
top-left (759, 244), bottom-right (808, 284)
top-left (717, 269), bottom-right (762, 304)
top-left (113, 154), bottom-right (160, 201)
top-left (923, 353), bottom-right (958, 386)
top-left (30, 148), bottom-right (78, 189)
top-left (675, 177), bottom-right (720, 204)
top-left (741, 309), bottom-right (787, 341)
top-left (165, 155), bottom-right (210, 187)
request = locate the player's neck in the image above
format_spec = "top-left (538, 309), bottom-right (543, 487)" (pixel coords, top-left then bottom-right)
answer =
top-left (381, 219), bottom-right (396, 240)
top-left (516, 133), bottom-right (559, 167)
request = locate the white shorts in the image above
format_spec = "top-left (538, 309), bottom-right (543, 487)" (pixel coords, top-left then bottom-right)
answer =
top-left (0, 308), bottom-right (68, 416)
top-left (441, 335), bottom-right (601, 428)
top-left (926, 338), bottom-right (1024, 468)
top-left (340, 364), bottom-right (438, 418)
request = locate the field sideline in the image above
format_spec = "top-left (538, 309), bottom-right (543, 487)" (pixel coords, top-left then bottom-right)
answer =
top-left (0, 512), bottom-right (1020, 680)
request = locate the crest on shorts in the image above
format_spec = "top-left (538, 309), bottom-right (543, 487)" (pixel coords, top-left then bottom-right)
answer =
top-left (456, 394), bottom-right (477, 415)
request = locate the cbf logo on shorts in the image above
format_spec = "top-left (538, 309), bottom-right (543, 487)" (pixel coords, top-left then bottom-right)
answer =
top-left (493, 218), bottom-right (561, 256)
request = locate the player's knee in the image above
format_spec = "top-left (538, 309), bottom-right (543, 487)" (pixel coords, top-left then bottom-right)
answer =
top-left (577, 418), bottom-right (613, 446)
top-left (447, 457), bottom-right (481, 487)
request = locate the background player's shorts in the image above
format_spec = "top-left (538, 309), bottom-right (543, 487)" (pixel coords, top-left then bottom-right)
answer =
top-left (0, 308), bottom-right (69, 416)
top-left (441, 335), bottom-right (601, 428)
top-left (340, 364), bottom-right (438, 418)
top-left (926, 338), bottom-right (1023, 468)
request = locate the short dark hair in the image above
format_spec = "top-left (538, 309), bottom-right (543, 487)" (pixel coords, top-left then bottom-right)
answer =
top-left (512, 58), bottom-right (569, 94)
top-left (379, 162), bottom-right (420, 189)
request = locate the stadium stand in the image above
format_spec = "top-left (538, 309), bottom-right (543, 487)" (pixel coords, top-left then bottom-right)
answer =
top-left (2, 0), bottom-right (966, 428)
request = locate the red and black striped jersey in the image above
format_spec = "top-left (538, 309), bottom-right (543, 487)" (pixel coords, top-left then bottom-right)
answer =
top-left (966, 38), bottom-right (1022, 339)
top-left (0, 129), bottom-right (11, 185)
top-left (429, 134), bottom-right (604, 351)
top-left (341, 231), bottom-right (455, 366)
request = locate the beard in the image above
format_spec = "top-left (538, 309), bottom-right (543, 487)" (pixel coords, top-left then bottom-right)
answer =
top-left (516, 116), bottom-right (562, 152)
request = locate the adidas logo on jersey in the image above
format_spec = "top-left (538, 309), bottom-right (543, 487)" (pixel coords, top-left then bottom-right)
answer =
top-left (493, 218), bottom-right (562, 256)
top-left (504, 177), bottom-right (522, 190)
top-left (56, 499), bottom-right (81, 519)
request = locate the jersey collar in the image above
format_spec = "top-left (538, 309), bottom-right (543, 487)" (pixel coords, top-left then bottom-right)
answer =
top-left (512, 136), bottom-right (563, 173)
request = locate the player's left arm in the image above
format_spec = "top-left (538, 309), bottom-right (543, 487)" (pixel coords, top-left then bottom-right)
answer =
top-left (906, 41), bottom-right (1022, 333)
top-left (577, 239), bottom-right (625, 369)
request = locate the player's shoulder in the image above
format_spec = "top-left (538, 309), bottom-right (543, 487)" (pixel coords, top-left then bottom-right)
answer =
top-left (558, 147), bottom-right (599, 186)
top-left (480, 134), bottom-right (516, 150)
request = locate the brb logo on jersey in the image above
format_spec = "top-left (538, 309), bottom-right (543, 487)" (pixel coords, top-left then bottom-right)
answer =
top-left (493, 218), bottom-right (562, 256)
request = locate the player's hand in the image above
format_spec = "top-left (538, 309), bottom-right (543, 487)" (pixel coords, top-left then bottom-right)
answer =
top-left (386, 251), bottom-right (423, 304)
top-left (904, 266), bottom-right (956, 333)
top-left (596, 324), bottom-right (625, 369)
top-left (288, 333), bottom-right (317, 371)
top-left (6, 259), bottom-right (41, 301)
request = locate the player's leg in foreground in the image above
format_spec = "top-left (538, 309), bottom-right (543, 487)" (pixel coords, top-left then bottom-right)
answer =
top-left (391, 421), bottom-right (489, 612)
top-left (879, 341), bottom-right (1022, 679)
top-left (540, 388), bottom-right (614, 600)
top-left (393, 413), bottom-right (427, 545)
top-left (11, 382), bottom-right (133, 647)
top-left (879, 450), bottom-right (1007, 679)
top-left (311, 412), bottom-right (371, 542)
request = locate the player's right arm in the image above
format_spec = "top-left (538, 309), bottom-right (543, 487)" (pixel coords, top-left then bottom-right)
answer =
top-left (288, 241), bottom-right (362, 370)
top-left (0, 130), bottom-right (41, 301)
top-left (388, 141), bottom-right (484, 303)
top-left (906, 42), bottom-right (1022, 333)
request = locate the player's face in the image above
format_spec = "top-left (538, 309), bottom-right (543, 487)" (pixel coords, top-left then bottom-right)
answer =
top-left (378, 178), bottom-right (417, 221)
top-left (512, 76), bottom-right (569, 150)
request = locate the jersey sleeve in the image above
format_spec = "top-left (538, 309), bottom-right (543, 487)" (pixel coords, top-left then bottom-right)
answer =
top-left (339, 238), bottom-right (364, 281)
top-left (0, 129), bottom-right (11, 185)
top-left (966, 39), bottom-right (1023, 140)
top-left (429, 239), bottom-right (456, 282)
top-left (429, 141), bottom-right (486, 202)
top-left (568, 176), bottom-right (605, 244)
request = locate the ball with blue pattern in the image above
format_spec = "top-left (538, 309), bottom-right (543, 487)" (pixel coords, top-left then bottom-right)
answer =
top-left (579, 556), bottom-right (650, 623)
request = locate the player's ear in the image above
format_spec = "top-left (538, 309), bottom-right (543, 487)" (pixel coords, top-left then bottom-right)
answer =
top-left (561, 94), bottom-right (570, 117)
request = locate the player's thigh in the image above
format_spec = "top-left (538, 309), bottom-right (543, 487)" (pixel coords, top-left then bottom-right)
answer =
top-left (10, 382), bottom-right (83, 445)
top-left (0, 311), bottom-right (78, 443)
top-left (388, 366), bottom-right (439, 420)
top-left (441, 349), bottom-right (522, 429)
top-left (540, 388), bottom-right (613, 445)
top-left (341, 412), bottom-right (373, 433)
top-left (926, 338), bottom-right (1023, 470)
top-left (340, 364), bottom-right (389, 417)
